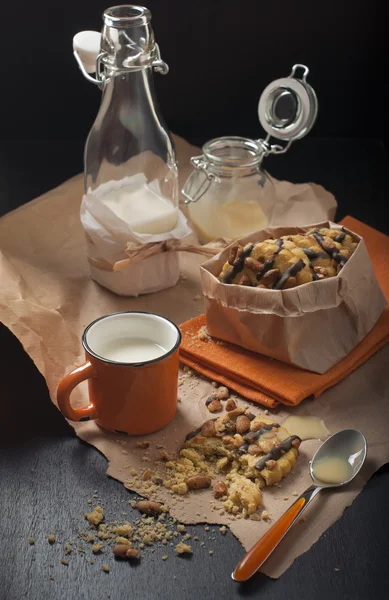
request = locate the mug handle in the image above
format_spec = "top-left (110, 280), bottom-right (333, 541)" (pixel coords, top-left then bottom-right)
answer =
top-left (57, 361), bottom-right (99, 422)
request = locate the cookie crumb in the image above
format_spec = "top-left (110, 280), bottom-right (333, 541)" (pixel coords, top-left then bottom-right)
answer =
top-left (193, 295), bottom-right (202, 301)
top-left (102, 564), bottom-right (110, 573)
top-left (197, 325), bottom-right (211, 341)
top-left (28, 537), bottom-right (35, 545)
top-left (334, 567), bottom-right (340, 572)
top-left (283, 496), bottom-right (289, 501)
top-left (292, 491), bottom-right (299, 496)
top-left (175, 542), bottom-right (192, 555)
top-left (92, 543), bottom-right (104, 554)
top-left (136, 441), bottom-right (150, 449)
top-left (85, 506), bottom-right (104, 526)
top-left (162, 555), bottom-right (168, 561)
top-left (61, 560), bottom-right (69, 566)
top-left (48, 535), bottom-right (56, 544)
top-left (64, 543), bottom-right (72, 554)
top-left (261, 511), bottom-right (270, 520)
top-left (264, 409), bottom-right (269, 415)
top-left (219, 526), bottom-right (227, 535)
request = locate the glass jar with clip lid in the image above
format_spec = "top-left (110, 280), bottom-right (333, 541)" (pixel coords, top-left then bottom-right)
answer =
top-left (182, 65), bottom-right (318, 243)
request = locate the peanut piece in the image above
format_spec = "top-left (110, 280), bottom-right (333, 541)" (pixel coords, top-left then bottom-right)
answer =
top-left (201, 420), bottom-right (216, 437)
top-left (261, 268), bottom-right (280, 286)
top-left (186, 475), bottom-right (212, 490)
top-left (314, 266), bottom-right (329, 277)
top-left (248, 444), bottom-right (262, 456)
top-left (222, 435), bottom-right (239, 450)
top-left (226, 407), bottom-right (246, 421)
top-left (265, 460), bottom-right (277, 470)
top-left (207, 399), bottom-right (223, 413)
top-left (228, 245), bottom-right (239, 265)
top-left (225, 398), bottom-right (237, 412)
top-left (135, 500), bottom-right (163, 515)
top-left (113, 544), bottom-right (131, 558)
top-left (244, 257), bottom-right (264, 274)
top-left (113, 545), bottom-right (140, 560)
top-left (235, 415), bottom-right (251, 435)
top-left (213, 480), bottom-right (228, 499)
top-left (159, 450), bottom-right (173, 461)
top-left (142, 469), bottom-right (152, 481)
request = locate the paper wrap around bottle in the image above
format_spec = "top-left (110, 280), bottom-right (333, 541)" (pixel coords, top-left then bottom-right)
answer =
top-left (200, 221), bottom-right (386, 374)
top-left (81, 175), bottom-right (192, 296)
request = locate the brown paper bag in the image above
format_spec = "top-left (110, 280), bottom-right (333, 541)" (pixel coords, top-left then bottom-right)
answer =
top-left (200, 221), bottom-right (386, 374)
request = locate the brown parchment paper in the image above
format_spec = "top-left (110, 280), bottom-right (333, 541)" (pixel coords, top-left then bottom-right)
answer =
top-left (200, 223), bottom-right (386, 374)
top-left (1, 134), bottom-right (388, 579)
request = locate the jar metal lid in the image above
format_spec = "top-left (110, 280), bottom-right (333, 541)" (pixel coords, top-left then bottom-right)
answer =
top-left (258, 64), bottom-right (318, 142)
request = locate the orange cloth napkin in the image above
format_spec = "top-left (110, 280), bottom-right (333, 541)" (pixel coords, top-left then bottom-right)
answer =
top-left (179, 217), bottom-right (389, 408)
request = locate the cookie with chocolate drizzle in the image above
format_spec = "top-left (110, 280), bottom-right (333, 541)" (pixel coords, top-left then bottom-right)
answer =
top-left (184, 408), bottom-right (301, 494)
top-left (218, 227), bottom-right (358, 289)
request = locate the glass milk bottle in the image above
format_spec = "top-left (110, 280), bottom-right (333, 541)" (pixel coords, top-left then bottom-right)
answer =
top-left (182, 65), bottom-right (318, 243)
top-left (73, 5), bottom-right (190, 296)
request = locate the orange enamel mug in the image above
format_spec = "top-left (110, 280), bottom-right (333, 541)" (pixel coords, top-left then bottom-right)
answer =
top-left (57, 312), bottom-right (181, 435)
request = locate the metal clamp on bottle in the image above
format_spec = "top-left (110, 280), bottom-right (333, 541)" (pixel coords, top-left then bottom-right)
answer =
top-left (73, 29), bottom-right (169, 89)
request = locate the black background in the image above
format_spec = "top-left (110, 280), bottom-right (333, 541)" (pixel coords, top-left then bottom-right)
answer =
top-left (1, 0), bottom-right (387, 147)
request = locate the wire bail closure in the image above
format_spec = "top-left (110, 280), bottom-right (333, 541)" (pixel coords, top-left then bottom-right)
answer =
top-left (182, 157), bottom-right (221, 205)
top-left (74, 41), bottom-right (168, 90)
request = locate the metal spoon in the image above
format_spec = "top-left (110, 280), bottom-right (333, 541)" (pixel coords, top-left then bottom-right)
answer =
top-left (232, 428), bottom-right (367, 583)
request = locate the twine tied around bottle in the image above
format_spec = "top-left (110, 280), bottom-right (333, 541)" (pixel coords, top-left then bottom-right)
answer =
top-left (87, 238), bottom-right (232, 272)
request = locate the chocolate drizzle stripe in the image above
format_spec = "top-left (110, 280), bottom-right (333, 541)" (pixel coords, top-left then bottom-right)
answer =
top-left (185, 427), bottom-right (202, 441)
top-left (302, 248), bottom-right (328, 260)
top-left (222, 243), bottom-right (254, 284)
top-left (302, 248), bottom-right (329, 282)
top-left (312, 231), bottom-right (348, 268)
top-left (244, 423), bottom-right (280, 443)
top-left (237, 443), bottom-right (249, 456)
top-left (256, 239), bottom-right (284, 282)
top-left (205, 396), bottom-right (216, 406)
top-left (273, 259), bottom-right (305, 290)
top-left (334, 232), bottom-right (346, 243)
top-left (255, 435), bottom-right (301, 471)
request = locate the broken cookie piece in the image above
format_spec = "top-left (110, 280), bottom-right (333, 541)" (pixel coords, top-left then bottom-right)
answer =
top-left (182, 410), bottom-right (300, 515)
